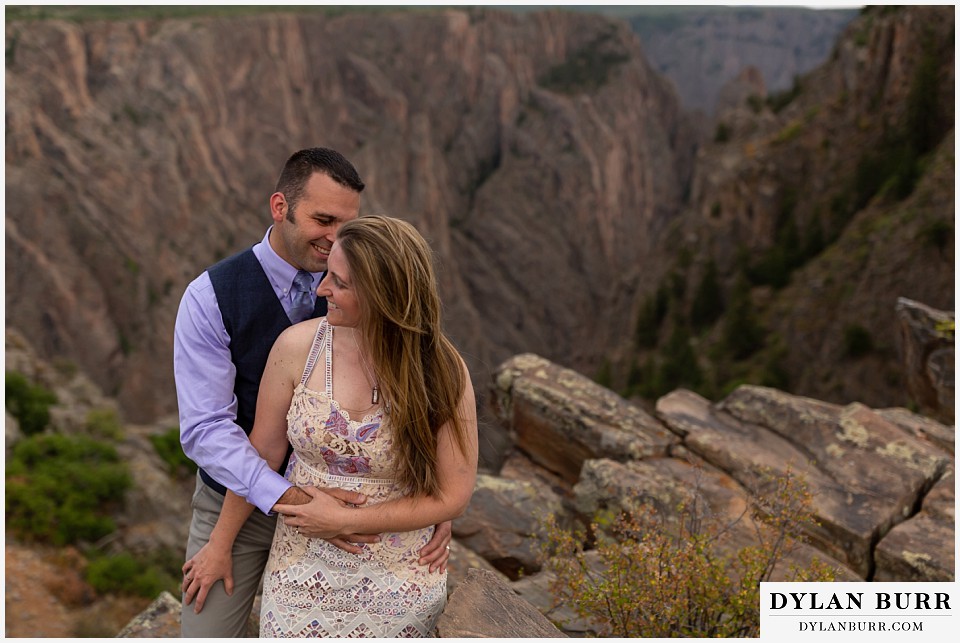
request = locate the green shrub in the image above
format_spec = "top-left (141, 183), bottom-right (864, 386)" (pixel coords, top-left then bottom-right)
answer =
top-left (540, 468), bottom-right (836, 637)
top-left (633, 357), bottom-right (663, 400)
top-left (746, 245), bottom-right (789, 289)
top-left (848, 42), bottom-right (945, 216)
top-left (843, 324), bottom-right (874, 358)
top-left (904, 39), bottom-right (943, 158)
top-left (722, 275), bottom-right (765, 360)
top-left (634, 300), bottom-right (660, 349)
top-left (85, 551), bottom-right (179, 598)
top-left (634, 298), bottom-right (660, 350)
top-left (659, 323), bottom-right (704, 392)
top-left (918, 218), bottom-right (953, 255)
top-left (744, 190), bottom-right (819, 290)
top-left (690, 260), bottom-right (724, 331)
top-left (667, 270), bottom-right (686, 301)
top-left (772, 121), bottom-right (804, 145)
top-left (760, 344), bottom-right (791, 390)
top-left (803, 215), bottom-right (826, 259)
top-left (6, 371), bottom-right (58, 435)
top-left (540, 30), bottom-right (630, 94)
top-left (150, 426), bottom-right (198, 477)
top-left (766, 76), bottom-right (802, 114)
top-left (5, 434), bottom-right (131, 545)
top-left (85, 407), bottom-right (124, 440)
top-left (714, 122), bottom-right (731, 143)
top-left (595, 359), bottom-right (614, 389)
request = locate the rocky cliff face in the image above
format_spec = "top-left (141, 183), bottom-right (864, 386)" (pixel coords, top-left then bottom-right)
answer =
top-left (4, 6), bottom-right (953, 456)
top-left (5, 8), bottom-right (693, 437)
top-left (643, 5), bottom-right (955, 411)
top-left (628, 7), bottom-right (858, 115)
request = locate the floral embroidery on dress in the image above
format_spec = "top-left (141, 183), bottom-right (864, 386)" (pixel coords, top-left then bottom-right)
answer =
top-left (260, 320), bottom-right (445, 638)
top-left (319, 445), bottom-right (371, 476)
top-left (325, 403), bottom-right (381, 443)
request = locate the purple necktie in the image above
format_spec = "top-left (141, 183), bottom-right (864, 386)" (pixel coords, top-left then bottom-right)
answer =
top-left (289, 270), bottom-right (314, 323)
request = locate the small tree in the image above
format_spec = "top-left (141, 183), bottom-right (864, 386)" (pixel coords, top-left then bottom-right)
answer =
top-left (6, 371), bottom-right (57, 435)
top-left (690, 260), bottom-right (725, 331)
top-left (659, 322), bottom-right (704, 393)
top-left (540, 467), bottom-right (836, 637)
top-left (723, 273), bottom-right (765, 360)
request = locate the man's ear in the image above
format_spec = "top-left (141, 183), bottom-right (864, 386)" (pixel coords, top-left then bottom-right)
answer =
top-left (269, 192), bottom-right (287, 224)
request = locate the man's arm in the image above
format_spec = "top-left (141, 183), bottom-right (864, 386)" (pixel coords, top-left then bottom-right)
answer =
top-left (173, 274), bottom-right (291, 513)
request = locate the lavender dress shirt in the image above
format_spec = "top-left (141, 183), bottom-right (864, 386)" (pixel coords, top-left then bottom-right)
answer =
top-left (174, 226), bottom-right (322, 515)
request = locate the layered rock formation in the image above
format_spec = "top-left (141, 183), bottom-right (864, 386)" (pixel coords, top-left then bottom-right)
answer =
top-left (5, 8), bottom-right (693, 461)
top-left (491, 353), bottom-right (953, 586)
top-left (488, 353), bottom-right (953, 635)
top-left (652, 5), bottom-right (955, 411)
top-left (5, 7), bottom-right (951, 465)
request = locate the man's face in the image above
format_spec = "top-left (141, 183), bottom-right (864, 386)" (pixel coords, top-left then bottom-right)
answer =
top-left (270, 172), bottom-right (361, 273)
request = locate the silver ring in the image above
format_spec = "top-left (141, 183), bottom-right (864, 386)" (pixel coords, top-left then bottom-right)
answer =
top-left (445, 545), bottom-right (450, 551)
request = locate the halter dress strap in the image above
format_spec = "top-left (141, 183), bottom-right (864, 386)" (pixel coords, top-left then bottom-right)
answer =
top-left (300, 319), bottom-right (328, 386)
top-left (324, 322), bottom-right (334, 398)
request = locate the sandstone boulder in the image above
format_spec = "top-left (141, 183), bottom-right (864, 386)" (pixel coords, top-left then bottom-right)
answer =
top-left (116, 591), bottom-right (180, 638)
top-left (447, 539), bottom-right (509, 596)
top-left (452, 473), bottom-right (567, 579)
top-left (657, 385), bottom-right (953, 578)
top-left (874, 469), bottom-right (955, 581)
top-left (876, 406), bottom-right (954, 456)
top-left (436, 568), bottom-right (567, 638)
top-left (573, 457), bottom-right (859, 581)
top-left (510, 550), bottom-right (604, 637)
top-left (896, 297), bottom-right (955, 425)
top-left (492, 353), bottom-right (678, 483)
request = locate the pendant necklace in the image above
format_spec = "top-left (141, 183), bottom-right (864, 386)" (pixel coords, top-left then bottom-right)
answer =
top-left (353, 331), bottom-right (380, 406)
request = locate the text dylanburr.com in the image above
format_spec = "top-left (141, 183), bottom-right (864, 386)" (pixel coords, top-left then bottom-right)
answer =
top-left (760, 582), bottom-right (956, 640)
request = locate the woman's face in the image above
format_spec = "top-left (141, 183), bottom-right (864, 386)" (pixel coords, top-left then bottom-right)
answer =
top-left (316, 242), bottom-right (361, 327)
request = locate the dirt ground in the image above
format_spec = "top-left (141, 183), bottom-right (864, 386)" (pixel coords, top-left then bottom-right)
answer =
top-left (4, 541), bottom-right (151, 638)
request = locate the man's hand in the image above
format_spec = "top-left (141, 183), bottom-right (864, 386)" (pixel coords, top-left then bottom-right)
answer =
top-left (181, 541), bottom-right (233, 614)
top-left (418, 520), bottom-right (452, 573)
top-left (274, 485), bottom-right (380, 554)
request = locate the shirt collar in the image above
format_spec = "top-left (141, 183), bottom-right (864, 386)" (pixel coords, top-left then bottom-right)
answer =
top-left (253, 225), bottom-right (322, 292)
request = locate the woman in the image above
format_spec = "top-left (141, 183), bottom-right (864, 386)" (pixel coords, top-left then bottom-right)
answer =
top-left (191, 215), bottom-right (478, 637)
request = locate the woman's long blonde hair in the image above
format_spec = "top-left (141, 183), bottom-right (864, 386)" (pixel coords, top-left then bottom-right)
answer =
top-left (336, 215), bottom-right (468, 497)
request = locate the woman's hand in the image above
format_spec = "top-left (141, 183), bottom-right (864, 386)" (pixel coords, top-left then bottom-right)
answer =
top-left (418, 520), bottom-right (452, 573)
top-left (275, 485), bottom-right (380, 548)
top-left (181, 540), bottom-right (234, 614)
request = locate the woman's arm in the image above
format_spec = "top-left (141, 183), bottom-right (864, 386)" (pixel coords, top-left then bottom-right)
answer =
top-left (277, 363), bottom-right (478, 537)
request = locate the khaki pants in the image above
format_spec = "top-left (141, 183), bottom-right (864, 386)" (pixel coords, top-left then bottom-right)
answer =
top-left (180, 475), bottom-right (278, 637)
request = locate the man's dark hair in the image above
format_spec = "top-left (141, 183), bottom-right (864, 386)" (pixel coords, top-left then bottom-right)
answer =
top-left (276, 147), bottom-right (365, 219)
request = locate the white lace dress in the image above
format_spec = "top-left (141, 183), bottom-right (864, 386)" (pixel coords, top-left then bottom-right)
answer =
top-left (259, 319), bottom-right (446, 637)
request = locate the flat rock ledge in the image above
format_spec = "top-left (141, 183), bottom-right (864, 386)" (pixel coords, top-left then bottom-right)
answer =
top-left (118, 569), bottom-right (561, 638)
top-left (436, 568), bottom-right (567, 638)
top-left (116, 591), bottom-right (180, 638)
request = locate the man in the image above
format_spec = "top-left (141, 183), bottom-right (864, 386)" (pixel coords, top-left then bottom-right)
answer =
top-left (174, 148), bottom-right (451, 637)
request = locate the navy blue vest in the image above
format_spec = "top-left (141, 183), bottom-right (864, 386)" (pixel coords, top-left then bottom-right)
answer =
top-left (201, 247), bottom-right (326, 495)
